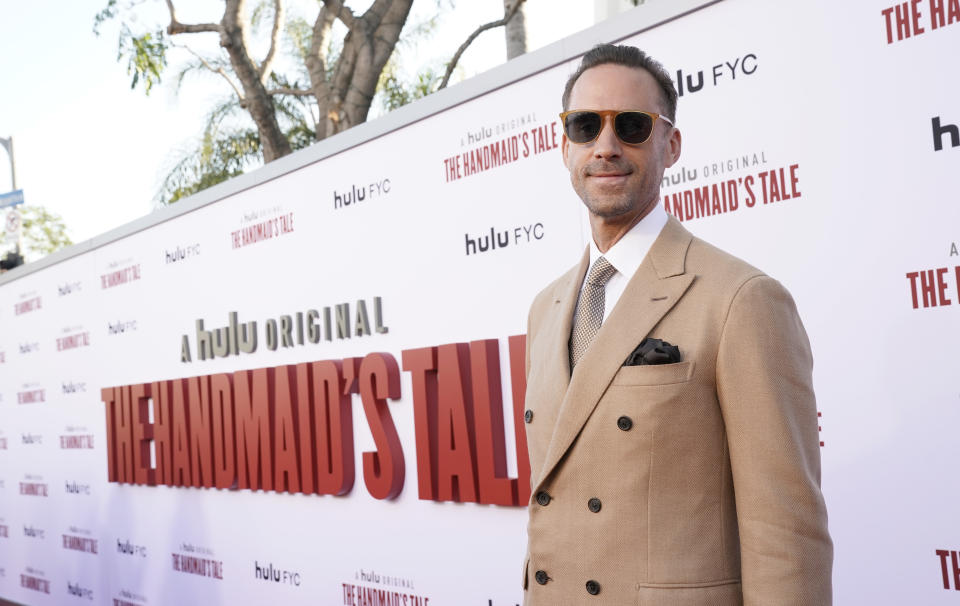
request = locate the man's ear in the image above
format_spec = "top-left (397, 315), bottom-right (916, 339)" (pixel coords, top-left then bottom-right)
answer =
top-left (664, 127), bottom-right (682, 168)
top-left (561, 132), bottom-right (570, 167)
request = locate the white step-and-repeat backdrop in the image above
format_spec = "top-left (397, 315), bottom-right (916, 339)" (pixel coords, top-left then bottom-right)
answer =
top-left (1, 0), bottom-right (958, 604)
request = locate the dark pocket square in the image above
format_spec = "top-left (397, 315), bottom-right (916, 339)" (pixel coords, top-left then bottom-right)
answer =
top-left (624, 338), bottom-right (681, 366)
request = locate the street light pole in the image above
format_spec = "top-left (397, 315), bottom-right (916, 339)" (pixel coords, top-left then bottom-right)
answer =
top-left (0, 136), bottom-right (22, 260)
top-left (0, 136), bottom-right (16, 190)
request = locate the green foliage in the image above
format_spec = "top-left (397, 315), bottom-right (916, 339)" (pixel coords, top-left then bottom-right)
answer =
top-left (285, 16), bottom-right (313, 62)
top-left (95, 1), bottom-right (168, 94)
top-left (377, 63), bottom-right (440, 112)
top-left (174, 54), bottom-right (232, 93)
top-left (373, 11), bottom-right (444, 114)
top-left (120, 26), bottom-right (169, 94)
top-left (250, 0), bottom-right (272, 29)
top-left (158, 89), bottom-right (315, 205)
top-left (159, 126), bottom-right (261, 204)
top-left (92, 0), bottom-right (119, 36)
top-left (19, 206), bottom-right (73, 260)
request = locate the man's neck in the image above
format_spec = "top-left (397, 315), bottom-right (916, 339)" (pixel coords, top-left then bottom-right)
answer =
top-left (589, 200), bottom-right (657, 253)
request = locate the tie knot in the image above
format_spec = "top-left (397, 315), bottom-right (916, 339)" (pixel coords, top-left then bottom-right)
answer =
top-left (585, 256), bottom-right (616, 286)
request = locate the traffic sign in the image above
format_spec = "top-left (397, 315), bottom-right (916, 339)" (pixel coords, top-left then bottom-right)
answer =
top-left (6, 208), bottom-right (20, 234)
top-left (0, 189), bottom-right (24, 208)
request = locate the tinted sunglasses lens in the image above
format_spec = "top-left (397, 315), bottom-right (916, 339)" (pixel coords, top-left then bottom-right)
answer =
top-left (614, 112), bottom-right (654, 144)
top-left (564, 112), bottom-right (602, 143)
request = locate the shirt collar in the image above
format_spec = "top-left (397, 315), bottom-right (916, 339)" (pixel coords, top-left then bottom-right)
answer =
top-left (588, 203), bottom-right (669, 279)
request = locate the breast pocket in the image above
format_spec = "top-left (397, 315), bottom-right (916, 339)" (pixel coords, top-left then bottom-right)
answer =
top-left (610, 361), bottom-right (694, 386)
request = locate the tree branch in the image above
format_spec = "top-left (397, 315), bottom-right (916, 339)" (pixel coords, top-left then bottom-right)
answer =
top-left (221, 0), bottom-right (292, 161)
top-left (320, 0), bottom-right (357, 29)
top-left (360, 0), bottom-right (393, 29)
top-left (165, 0), bottom-right (222, 35)
top-left (306, 5), bottom-right (336, 115)
top-left (172, 43), bottom-right (245, 101)
top-left (438, 0), bottom-right (525, 90)
top-left (307, 5), bottom-right (335, 79)
top-left (259, 0), bottom-right (285, 84)
top-left (266, 87), bottom-right (313, 96)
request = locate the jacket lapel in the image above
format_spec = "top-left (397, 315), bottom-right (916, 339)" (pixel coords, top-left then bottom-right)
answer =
top-left (534, 216), bottom-right (696, 489)
top-left (533, 249), bottom-right (589, 422)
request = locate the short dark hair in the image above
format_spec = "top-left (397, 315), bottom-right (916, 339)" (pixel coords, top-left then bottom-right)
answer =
top-left (561, 44), bottom-right (678, 122)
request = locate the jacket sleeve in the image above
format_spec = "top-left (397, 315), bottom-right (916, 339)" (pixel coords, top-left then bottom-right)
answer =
top-left (715, 275), bottom-right (833, 605)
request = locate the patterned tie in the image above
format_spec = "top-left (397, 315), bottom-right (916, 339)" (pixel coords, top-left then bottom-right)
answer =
top-left (570, 256), bottom-right (617, 368)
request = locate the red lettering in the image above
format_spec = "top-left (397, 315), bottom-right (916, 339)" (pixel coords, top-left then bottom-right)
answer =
top-left (402, 346), bottom-right (440, 500)
top-left (936, 267), bottom-right (952, 305)
top-left (895, 2), bottom-right (912, 39)
top-left (882, 6), bottom-right (896, 42)
top-left (912, 0), bottom-right (926, 34)
top-left (953, 550), bottom-right (960, 590)
top-left (709, 183), bottom-right (721, 214)
top-left (131, 383), bottom-right (155, 486)
top-left (153, 380), bottom-right (175, 486)
top-left (234, 368), bottom-right (275, 491)
top-left (210, 373), bottom-right (236, 489)
top-left (683, 190), bottom-right (694, 220)
top-left (906, 271), bottom-right (921, 308)
top-left (919, 269), bottom-right (938, 307)
top-left (188, 376), bottom-right (215, 488)
top-left (695, 186), bottom-right (709, 218)
top-left (758, 170), bottom-right (770, 204)
top-left (744, 175), bottom-right (756, 207)
top-left (294, 363), bottom-right (316, 494)
top-left (310, 360), bottom-right (356, 496)
top-left (171, 379), bottom-right (192, 487)
top-left (436, 343), bottom-right (479, 503)
top-left (508, 335), bottom-right (531, 506)
top-left (769, 168), bottom-right (782, 202)
top-left (273, 365), bottom-right (301, 493)
top-left (359, 353), bottom-right (404, 500)
top-left (117, 385), bottom-right (135, 483)
top-left (470, 339), bottom-right (516, 506)
top-left (102, 387), bottom-right (119, 482)
top-left (667, 192), bottom-right (682, 218)
top-left (936, 549), bottom-right (951, 589)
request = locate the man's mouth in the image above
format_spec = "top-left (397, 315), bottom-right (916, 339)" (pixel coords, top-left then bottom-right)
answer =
top-left (586, 164), bottom-right (632, 179)
top-left (588, 171), bottom-right (631, 183)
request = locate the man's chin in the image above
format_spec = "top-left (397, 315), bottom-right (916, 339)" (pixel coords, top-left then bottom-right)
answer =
top-left (583, 198), bottom-right (636, 220)
top-left (584, 196), bottom-right (659, 224)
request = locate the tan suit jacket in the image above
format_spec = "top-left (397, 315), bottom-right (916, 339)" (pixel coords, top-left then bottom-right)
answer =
top-left (522, 216), bottom-right (832, 605)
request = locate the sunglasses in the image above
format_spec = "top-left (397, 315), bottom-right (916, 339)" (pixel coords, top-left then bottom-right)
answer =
top-left (559, 110), bottom-right (674, 145)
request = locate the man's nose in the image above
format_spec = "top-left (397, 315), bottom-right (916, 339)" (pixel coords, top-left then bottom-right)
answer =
top-left (593, 115), bottom-right (622, 158)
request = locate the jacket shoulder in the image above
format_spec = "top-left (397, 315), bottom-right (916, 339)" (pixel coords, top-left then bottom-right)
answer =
top-left (685, 234), bottom-right (768, 292)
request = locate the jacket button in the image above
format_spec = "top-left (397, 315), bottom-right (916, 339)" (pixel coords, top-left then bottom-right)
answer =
top-left (535, 570), bottom-right (549, 585)
top-left (524, 409), bottom-right (534, 423)
top-left (586, 580), bottom-right (600, 595)
top-left (617, 416), bottom-right (633, 431)
top-left (587, 498), bottom-right (601, 513)
top-left (536, 491), bottom-right (551, 506)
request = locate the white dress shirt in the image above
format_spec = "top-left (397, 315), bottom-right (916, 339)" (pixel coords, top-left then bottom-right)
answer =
top-left (581, 203), bottom-right (669, 322)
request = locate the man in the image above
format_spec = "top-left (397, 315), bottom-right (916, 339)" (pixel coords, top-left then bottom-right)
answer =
top-left (521, 45), bottom-right (832, 605)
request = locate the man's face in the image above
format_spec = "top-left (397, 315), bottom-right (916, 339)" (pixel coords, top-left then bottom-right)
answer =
top-left (562, 64), bottom-right (681, 224)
